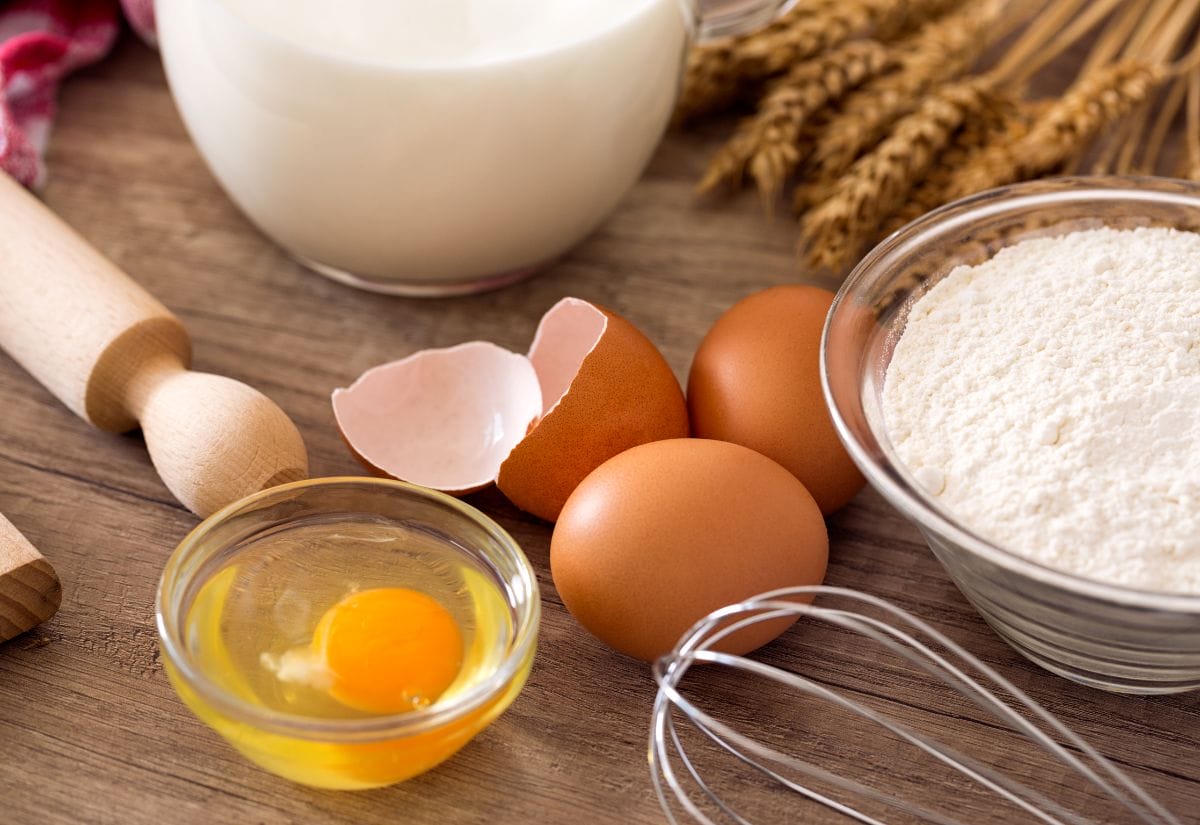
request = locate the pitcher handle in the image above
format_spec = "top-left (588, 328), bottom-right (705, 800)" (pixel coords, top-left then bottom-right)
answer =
top-left (685, 0), bottom-right (802, 40)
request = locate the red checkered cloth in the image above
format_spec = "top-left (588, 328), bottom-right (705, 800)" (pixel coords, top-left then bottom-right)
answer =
top-left (0, 0), bottom-right (153, 187)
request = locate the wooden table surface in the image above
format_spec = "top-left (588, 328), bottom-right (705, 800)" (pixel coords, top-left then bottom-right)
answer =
top-left (1, 35), bottom-right (1198, 825)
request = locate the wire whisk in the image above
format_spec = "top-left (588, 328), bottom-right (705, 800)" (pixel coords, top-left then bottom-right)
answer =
top-left (650, 586), bottom-right (1182, 825)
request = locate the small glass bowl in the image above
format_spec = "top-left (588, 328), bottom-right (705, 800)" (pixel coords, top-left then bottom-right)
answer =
top-left (822, 177), bottom-right (1200, 694)
top-left (156, 477), bottom-right (540, 788)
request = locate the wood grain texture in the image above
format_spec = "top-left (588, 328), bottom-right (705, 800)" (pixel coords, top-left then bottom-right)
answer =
top-left (0, 513), bottom-right (62, 642)
top-left (0, 35), bottom-right (1197, 825)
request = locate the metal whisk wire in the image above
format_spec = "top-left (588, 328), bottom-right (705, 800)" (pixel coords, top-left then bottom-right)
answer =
top-left (649, 586), bottom-right (1182, 825)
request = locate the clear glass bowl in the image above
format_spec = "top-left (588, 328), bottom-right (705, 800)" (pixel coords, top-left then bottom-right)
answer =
top-left (822, 177), bottom-right (1200, 695)
top-left (156, 477), bottom-right (540, 788)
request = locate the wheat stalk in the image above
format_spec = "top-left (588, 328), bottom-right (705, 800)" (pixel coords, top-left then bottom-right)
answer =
top-left (799, 77), bottom-right (1001, 270)
top-left (801, 0), bottom-right (1004, 200)
top-left (792, 0), bottom-right (1068, 213)
top-left (678, 43), bottom-right (740, 122)
top-left (732, 0), bottom-right (958, 75)
top-left (678, 1), bottom-right (824, 120)
top-left (1187, 66), bottom-right (1200, 180)
top-left (698, 40), bottom-right (895, 198)
top-left (886, 99), bottom-right (1035, 231)
top-left (943, 59), bottom-right (1167, 202)
top-left (1138, 75), bottom-right (1188, 174)
top-left (682, 0), bottom-right (1197, 274)
top-left (989, 0), bottom-right (1097, 87)
top-left (678, 0), bottom-right (962, 120)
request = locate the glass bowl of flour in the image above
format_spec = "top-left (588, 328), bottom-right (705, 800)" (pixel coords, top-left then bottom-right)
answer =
top-left (822, 177), bottom-right (1200, 694)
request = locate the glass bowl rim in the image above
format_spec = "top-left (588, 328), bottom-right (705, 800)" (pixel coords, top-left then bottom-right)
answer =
top-left (155, 475), bottom-right (542, 741)
top-left (821, 175), bottom-right (1200, 614)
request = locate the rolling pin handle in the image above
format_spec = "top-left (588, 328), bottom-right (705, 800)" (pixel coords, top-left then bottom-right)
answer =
top-left (135, 367), bottom-right (309, 518)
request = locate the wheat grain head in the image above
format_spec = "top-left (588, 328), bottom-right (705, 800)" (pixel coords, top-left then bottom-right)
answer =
top-left (677, 0), bottom-right (834, 120)
top-left (698, 40), bottom-right (895, 198)
top-left (887, 98), bottom-right (1032, 231)
top-left (943, 59), bottom-right (1167, 201)
top-left (802, 0), bottom-right (1004, 196)
top-left (678, 0), bottom-right (964, 120)
top-left (800, 77), bottom-right (1000, 271)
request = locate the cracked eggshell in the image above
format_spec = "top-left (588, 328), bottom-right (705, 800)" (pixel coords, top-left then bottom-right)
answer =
top-left (332, 341), bottom-right (542, 495)
top-left (496, 298), bottom-right (689, 522)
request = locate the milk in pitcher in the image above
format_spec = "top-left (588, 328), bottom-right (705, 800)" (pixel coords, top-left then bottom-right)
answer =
top-left (157, 0), bottom-right (688, 293)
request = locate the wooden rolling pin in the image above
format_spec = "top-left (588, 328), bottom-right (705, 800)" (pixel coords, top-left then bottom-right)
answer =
top-left (0, 173), bottom-right (308, 518)
top-left (0, 513), bottom-right (61, 643)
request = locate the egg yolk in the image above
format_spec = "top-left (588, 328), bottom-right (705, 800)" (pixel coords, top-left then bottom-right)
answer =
top-left (311, 588), bottom-right (464, 715)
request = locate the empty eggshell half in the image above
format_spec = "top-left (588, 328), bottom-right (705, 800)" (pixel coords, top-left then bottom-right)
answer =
top-left (333, 298), bottom-right (688, 518)
top-left (332, 342), bottom-right (542, 494)
top-left (496, 298), bottom-right (689, 521)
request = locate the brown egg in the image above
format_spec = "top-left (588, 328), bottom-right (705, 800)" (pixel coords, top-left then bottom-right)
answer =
top-left (551, 438), bottom-right (828, 662)
top-left (687, 285), bottom-right (866, 514)
top-left (497, 299), bottom-right (689, 521)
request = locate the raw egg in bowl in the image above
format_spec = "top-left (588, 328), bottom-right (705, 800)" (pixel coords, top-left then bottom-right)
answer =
top-left (155, 477), bottom-right (540, 789)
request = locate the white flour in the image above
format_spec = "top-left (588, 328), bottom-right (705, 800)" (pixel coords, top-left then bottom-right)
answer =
top-left (882, 227), bottom-right (1200, 594)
